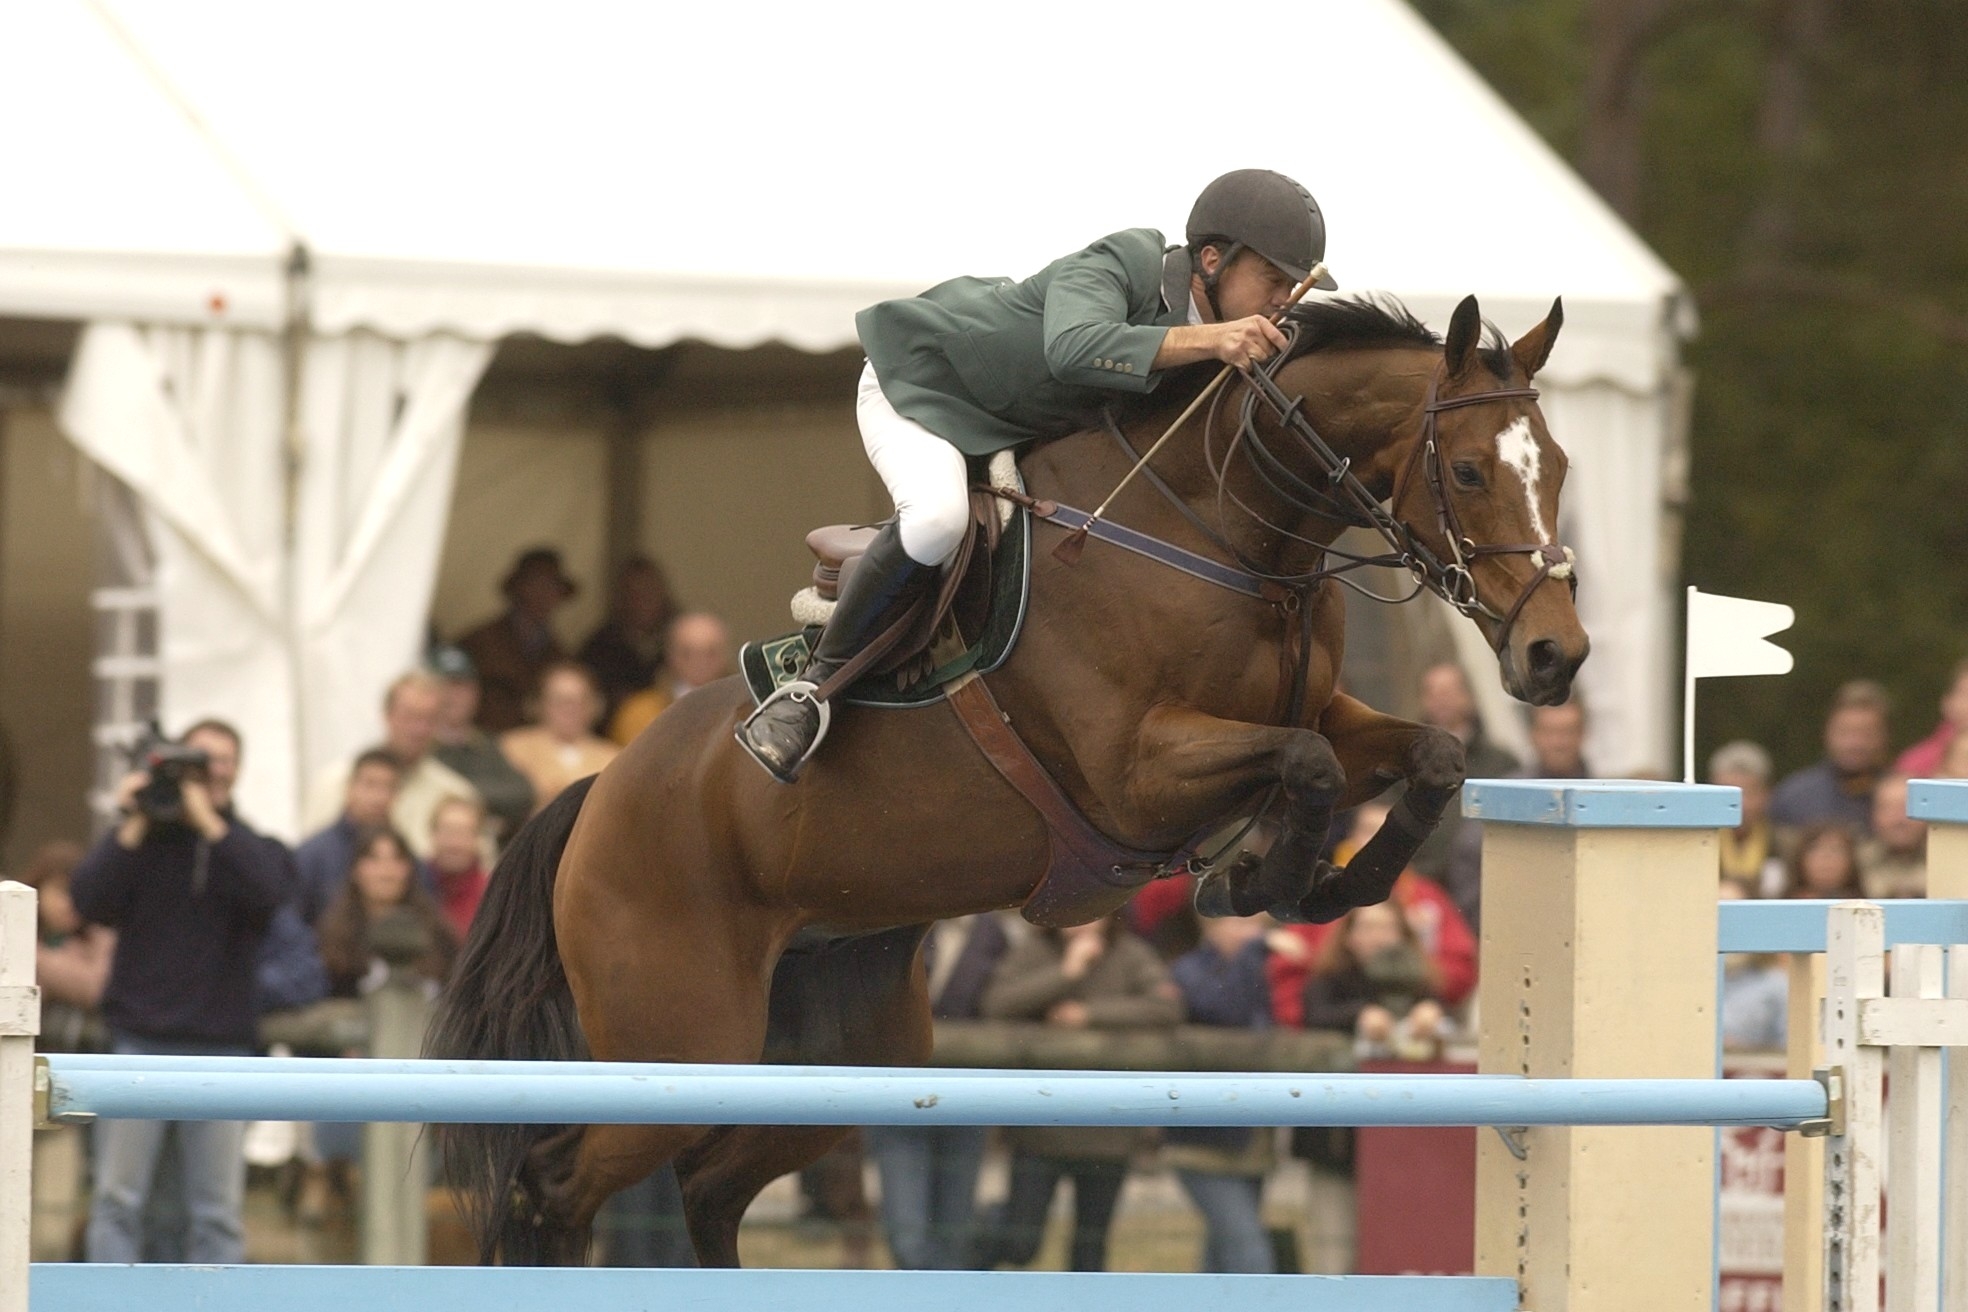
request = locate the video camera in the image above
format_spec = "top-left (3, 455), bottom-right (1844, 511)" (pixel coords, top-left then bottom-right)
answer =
top-left (129, 725), bottom-right (211, 825)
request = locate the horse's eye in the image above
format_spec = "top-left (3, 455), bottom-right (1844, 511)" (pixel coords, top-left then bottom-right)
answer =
top-left (1452, 463), bottom-right (1484, 489)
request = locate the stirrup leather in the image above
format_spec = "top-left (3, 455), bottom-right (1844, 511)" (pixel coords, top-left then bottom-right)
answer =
top-left (734, 679), bottom-right (833, 782)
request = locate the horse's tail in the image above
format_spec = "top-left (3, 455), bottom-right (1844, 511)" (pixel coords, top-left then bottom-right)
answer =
top-left (427, 773), bottom-right (597, 1265)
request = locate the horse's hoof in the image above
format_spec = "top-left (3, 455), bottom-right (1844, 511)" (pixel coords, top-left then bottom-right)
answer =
top-left (1273, 862), bottom-right (1351, 924)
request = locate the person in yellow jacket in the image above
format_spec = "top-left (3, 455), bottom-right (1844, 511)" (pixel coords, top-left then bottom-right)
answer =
top-left (607, 613), bottom-right (735, 746)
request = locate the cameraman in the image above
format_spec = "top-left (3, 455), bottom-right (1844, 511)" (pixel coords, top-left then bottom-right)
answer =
top-left (70, 718), bottom-right (293, 1264)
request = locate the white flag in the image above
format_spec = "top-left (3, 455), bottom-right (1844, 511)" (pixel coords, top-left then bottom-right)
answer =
top-left (1684, 586), bottom-right (1794, 781)
top-left (1687, 587), bottom-right (1795, 678)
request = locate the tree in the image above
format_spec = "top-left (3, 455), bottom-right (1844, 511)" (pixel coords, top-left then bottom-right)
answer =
top-left (1417, 0), bottom-right (1968, 772)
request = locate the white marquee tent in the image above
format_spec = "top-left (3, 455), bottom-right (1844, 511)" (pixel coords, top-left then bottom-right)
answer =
top-left (0, 0), bottom-right (1690, 836)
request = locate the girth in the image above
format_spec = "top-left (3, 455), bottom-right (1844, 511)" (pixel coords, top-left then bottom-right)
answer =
top-left (944, 672), bottom-right (1181, 928)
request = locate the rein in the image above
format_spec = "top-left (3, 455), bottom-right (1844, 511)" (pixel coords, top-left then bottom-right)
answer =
top-left (1031, 332), bottom-right (1579, 657)
top-left (978, 339), bottom-right (1580, 882)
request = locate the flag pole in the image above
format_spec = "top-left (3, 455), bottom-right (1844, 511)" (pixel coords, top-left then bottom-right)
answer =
top-left (1684, 585), bottom-right (1697, 784)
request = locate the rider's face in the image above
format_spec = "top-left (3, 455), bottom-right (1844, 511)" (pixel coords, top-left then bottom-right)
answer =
top-left (1207, 248), bottom-right (1297, 321)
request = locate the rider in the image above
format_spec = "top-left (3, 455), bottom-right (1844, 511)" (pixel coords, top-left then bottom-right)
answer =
top-left (737, 169), bottom-right (1339, 783)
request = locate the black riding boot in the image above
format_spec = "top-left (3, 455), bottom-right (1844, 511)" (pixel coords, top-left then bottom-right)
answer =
top-left (736, 521), bottom-right (936, 783)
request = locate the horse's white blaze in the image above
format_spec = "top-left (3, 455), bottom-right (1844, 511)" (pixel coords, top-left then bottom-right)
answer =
top-left (1494, 417), bottom-right (1549, 541)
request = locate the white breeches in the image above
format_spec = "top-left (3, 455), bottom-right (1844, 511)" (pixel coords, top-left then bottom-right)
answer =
top-left (858, 361), bottom-right (973, 566)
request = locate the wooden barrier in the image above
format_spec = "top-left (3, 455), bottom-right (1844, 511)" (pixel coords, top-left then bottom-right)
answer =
top-left (1463, 779), bottom-right (1739, 1312)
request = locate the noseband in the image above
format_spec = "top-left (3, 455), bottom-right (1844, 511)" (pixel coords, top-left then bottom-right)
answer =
top-left (1395, 367), bottom-right (1578, 653)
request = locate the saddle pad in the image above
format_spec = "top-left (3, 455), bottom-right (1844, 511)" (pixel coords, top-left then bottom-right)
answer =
top-left (740, 502), bottom-right (1031, 710)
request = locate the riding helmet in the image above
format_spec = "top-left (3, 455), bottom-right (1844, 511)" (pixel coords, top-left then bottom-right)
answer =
top-left (1186, 169), bottom-right (1339, 290)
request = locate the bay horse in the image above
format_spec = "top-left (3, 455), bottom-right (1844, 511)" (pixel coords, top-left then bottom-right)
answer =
top-left (430, 292), bottom-right (1587, 1266)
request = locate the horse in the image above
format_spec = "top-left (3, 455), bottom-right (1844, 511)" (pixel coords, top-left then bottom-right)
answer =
top-left (429, 291), bottom-right (1587, 1266)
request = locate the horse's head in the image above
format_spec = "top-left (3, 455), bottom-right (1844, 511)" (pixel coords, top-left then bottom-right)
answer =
top-left (1391, 294), bottom-right (1588, 706)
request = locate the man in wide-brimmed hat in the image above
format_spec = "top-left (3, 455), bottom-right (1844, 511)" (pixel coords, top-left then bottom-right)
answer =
top-left (457, 546), bottom-right (578, 734)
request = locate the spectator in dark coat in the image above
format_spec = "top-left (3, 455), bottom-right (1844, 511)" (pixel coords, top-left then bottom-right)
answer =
top-left (21, 840), bottom-right (114, 1051)
top-left (427, 645), bottom-right (535, 840)
top-left (70, 719), bottom-right (292, 1265)
top-left (974, 916), bottom-right (1181, 1272)
top-left (291, 748), bottom-right (402, 925)
top-left (314, 827), bottom-right (457, 997)
top-left (1166, 914), bottom-right (1276, 1273)
top-left (864, 915), bottom-right (1011, 1269)
top-left (1770, 680), bottom-right (1891, 835)
top-left (578, 555), bottom-right (678, 727)
top-left (457, 547), bottom-right (577, 734)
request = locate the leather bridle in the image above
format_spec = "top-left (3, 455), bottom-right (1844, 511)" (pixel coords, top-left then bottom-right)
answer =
top-left (1177, 336), bottom-right (1578, 658)
top-left (1063, 328), bottom-right (1581, 702)
top-left (1392, 365), bottom-right (1578, 653)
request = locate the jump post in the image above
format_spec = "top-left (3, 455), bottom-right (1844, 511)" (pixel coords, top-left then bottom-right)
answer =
top-left (3, 778), bottom-right (1966, 1311)
top-left (1463, 779), bottom-right (1741, 1312)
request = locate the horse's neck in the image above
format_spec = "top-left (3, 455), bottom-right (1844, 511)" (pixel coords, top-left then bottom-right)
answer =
top-left (1033, 349), bottom-right (1433, 573)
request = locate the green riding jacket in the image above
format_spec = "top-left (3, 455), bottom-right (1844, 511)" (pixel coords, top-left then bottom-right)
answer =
top-left (855, 228), bottom-right (1194, 456)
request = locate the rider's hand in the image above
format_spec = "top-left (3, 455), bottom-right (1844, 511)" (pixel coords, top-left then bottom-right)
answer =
top-left (1356, 1004), bottom-right (1396, 1043)
top-left (1152, 316), bottom-right (1292, 371)
top-left (180, 777), bottom-right (229, 843)
top-left (1047, 1000), bottom-right (1091, 1028)
top-left (113, 770), bottom-right (152, 849)
top-left (1264, 927), bottom-right (1311, 963)
top-left (113, 770), bottom-right (150, 814)
top-left (1060, 929), bottom-right (1107, 980)
top-left (1208, 315), bottom-right (1289, 371)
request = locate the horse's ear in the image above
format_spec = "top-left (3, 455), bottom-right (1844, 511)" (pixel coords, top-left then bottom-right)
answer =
top-left (1444, 294), bottom-right (1482, 380)
top-left (1511, 296), bottom-right (1565, 381)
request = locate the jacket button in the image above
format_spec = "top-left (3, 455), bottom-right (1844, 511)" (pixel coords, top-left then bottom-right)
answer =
top-left (1122, 363), bottom-right (1134, 374)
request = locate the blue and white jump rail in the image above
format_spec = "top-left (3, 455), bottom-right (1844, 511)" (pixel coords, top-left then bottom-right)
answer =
top-left (1, 779), bottom-right (1965, 1312)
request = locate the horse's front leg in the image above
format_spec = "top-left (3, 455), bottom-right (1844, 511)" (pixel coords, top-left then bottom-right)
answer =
top-left (1125, 706), bottom-right (1346, 919)
top-left (1286, 691), bottom-right (1467, 923)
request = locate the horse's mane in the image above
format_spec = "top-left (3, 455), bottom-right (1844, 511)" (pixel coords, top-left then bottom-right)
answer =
top-left (1283, 295), bottom-right (1514, 379)
top-left (1112, 296), bottom-right (1515, 428)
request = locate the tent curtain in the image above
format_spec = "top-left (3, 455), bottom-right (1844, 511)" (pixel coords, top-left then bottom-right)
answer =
top-left (59, 322), bottom-right (491, 839)
top-left (1541, 382), bottom-right (1676, 776)
top-left (293, 330), bottom-right (492, 792)
top-left (59, 322), bottom-right (296, 831)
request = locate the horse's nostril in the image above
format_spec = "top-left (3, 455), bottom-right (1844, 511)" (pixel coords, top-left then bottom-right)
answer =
top-left (1528, 639), bottom-right (1563, 677)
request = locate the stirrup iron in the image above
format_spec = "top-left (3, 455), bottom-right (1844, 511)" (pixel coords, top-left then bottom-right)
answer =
top-left (734, 679), bottom-right (833, 783)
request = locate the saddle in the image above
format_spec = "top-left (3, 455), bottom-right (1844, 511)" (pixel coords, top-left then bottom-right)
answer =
top-left (742, 455), bottom-right (1183, 929)
top-left (790, 451), bottom-right (1022, 692)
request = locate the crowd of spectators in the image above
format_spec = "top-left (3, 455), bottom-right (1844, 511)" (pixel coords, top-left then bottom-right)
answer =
top-left (14, 548), bottom-right (1968, 1271)
top-left (13, 545), bottom-right (736, 1263)
top-left (1697, 668), bottom-right (1968, 1057)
